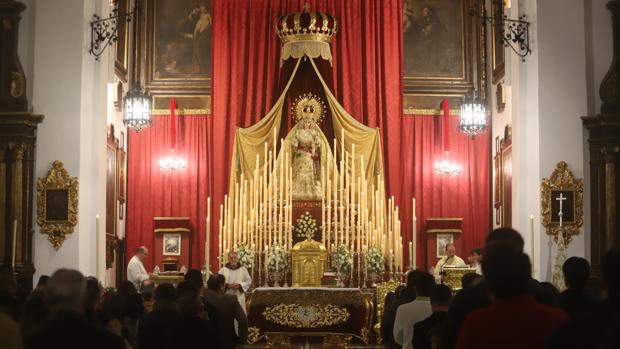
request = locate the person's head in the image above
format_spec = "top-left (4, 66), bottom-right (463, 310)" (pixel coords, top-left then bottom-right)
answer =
top-left (184, 269), bottom-right (204, 289)
top-left (46, 269), bottom-right (87, 312)
top-left (468, 248), bottom-right (483, 265)
top-left (176, 280), bottom-right (198, 299)
top-left (228, 251), bottom-right (239, 266)
top-left (406, 270), bottom-right (435, 297)
top-left (482, 243), bottom-right (531, 300)
top-left (603, 246), bottom-right (620, 298)
top-left (177, 289), bottom-right (203, 317)
top-left (36, 275), bottom-right (50, 288)
top-left (534, 282), bottom-right (561, 307)
top-left (485, 228), bottom-right (524, 251)
top-left (445, 243), bottom-right (456, 258)
top-left (117, 280), bottom-right (137, 297)
top-left (141, 280), bottom-right (155, 302)
top-left (136, 246), bottom-right (148, 261)
top-left (207, 274), bottom-right (226, 292)
top-left (430, 284), bottom-right (452, 312)
top-left (154, 283), bottom-right (177, 309)
top-left (562, 256), bottom-right (590, 290)
top-left (123, 292), bottom-right (145, 319)
top-left (84, 277), bottom-right (102, 311)
top-left (461, 272), bottom-right (482, 290)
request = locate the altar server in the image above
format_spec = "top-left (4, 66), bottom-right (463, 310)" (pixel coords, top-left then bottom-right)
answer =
top-left (127, 246), bottom-right (150, 289)
top-left (433, 243), bottom-right (466, 283)
top-left (218, 251), bottom-right (252, 313)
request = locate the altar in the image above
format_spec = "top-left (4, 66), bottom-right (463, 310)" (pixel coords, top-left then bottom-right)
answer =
top-left (246, 287), bottom-right (375, 346)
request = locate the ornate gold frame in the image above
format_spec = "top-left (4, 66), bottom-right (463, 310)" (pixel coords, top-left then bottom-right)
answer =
top-left (36, 161), bottom-right (79, 249)
top-left (541, 161), bottom-right (584, 244)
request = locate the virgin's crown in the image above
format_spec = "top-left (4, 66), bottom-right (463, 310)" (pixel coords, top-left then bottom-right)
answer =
top-left (275, 4), bottom-right (338, 45)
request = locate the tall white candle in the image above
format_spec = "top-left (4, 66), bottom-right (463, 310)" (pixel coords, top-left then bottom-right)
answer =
top-left (206, 197), bottom-right (211, 272)
top-left (412, 198), bottom-right (417, 270)
top-left (530, 214), bottom-right (535, 277)
top-left (95, 216), bottom-right (100, 279)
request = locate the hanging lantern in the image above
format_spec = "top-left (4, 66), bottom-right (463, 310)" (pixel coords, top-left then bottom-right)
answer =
top-left (434, 100), bottom-right (462, 177)
top-left (434, 157), bottom-right (462, 177)
top-left (123, 86), bottom-right (152, 132)
top-left (458, 96), bottom-right (487, 138)
top-left (159, 97), bottom-right (186, 173)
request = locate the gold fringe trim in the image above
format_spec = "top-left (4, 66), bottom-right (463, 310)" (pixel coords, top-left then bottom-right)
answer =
top-left (154, 228), bottom-right (191, 233)
top-left (151, 109), bottom-right (211, 115)
top-left (403, 108), bottom-right (461, 116)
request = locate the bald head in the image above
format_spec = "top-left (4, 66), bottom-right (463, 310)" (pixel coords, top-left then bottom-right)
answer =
top-left (46, 268), bottom-right (86, 312)
top-left (136, 246), bottom-right (149, 261)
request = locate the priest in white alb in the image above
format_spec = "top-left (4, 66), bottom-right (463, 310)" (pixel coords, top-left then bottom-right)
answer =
top-left (433, 243), bottom-right (466, 283)
top-left (218, 251), bottom-right (252, 313)
top-left (127, 246), bottom-right (150, 289)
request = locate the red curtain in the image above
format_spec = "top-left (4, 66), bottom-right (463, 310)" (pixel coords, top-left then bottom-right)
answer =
top-left (126, 115), bottom-right (211, 271)
top-left (401, 115), bottom-right (490, 268)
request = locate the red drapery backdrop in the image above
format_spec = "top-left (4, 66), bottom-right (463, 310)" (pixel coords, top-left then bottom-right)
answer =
top-left (126, 0), bottom-right (490, 271)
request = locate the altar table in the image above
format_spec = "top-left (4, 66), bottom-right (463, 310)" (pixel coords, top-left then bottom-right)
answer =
top-left (247, 287), bottom-right (375, 345)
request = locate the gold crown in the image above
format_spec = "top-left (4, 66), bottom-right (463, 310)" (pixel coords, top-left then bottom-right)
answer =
top-left (275, 4), bottom-right (338, 45)
top-left (293, 93), bottom-right (326, 124)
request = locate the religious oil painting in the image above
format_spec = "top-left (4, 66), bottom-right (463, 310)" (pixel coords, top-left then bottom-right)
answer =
top-left (45, 189), bottom-right (70, 222)
top-left (436, 234), bottom-right (454, 258)
top-left (550, 190), bottom-right (575, 224)
top-left (163, 233), bottom-right (181, 256)
top-left (403, 0), bottom-right (465, 79)
top-left (151, 0), bottom-right (211, 80)
top-left (491, 0), bottom-right (505, 83)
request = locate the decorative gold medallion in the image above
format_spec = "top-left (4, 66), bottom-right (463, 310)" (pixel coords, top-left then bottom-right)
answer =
top-left (263, 303), bottom-right (350, 328)
top-left (541, 161), bottom-right (583, 244)
top-left (292, 93), bottom-right (326, 124)
top-left (37, 161), bottom-right (79, 249)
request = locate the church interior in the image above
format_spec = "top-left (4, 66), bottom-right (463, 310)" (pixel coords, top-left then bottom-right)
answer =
top-left (1, 0), bottom-right (619, 348)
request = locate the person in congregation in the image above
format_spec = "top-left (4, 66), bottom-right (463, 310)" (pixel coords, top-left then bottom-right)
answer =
top-left (218, 251), bottom-right (252, 313)
top-left (455, 244), bottom-right (568, 349)
top-left (467, 248), bottom-right (483, 275)
top-left (433, 243), bottom-right (466, 283)
top-left (413, 284), bottom-right (452, 349)
top-left (394, 271), bottom-right (435, 349)
top-left (127, 246), bottom-right (150, 289)
top-left (203, 274), bottom-right (248, 349)
top-left (559, 256), bottom-right (595, 318)
top-left (381, 270), bottom-right (418, 349)
top-left (137, 283), bottom-right (180, 349)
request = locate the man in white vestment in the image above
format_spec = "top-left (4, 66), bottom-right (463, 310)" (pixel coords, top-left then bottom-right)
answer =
top-left (218, 251), bottom-right (252, 313)
top-left (127, 246), bottom-right (150, 289)
top-left (433, 243), bottom-right (466, 283)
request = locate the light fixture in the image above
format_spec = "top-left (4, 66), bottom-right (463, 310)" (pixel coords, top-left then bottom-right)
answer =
top-left (89, 2), bottom-right (137, 60)
top-left (434, 100), bottom-right (462, 177)
top-left (459, 95), bottom-right (487, 138)
top-left (434, 156), bottom-right (462, 177)
top-left (123, 86), bottom-right (152, 132)
top-left (470, 1), bottom-right (531, 60)
top-left (159, 97), bottom-right (186, 173)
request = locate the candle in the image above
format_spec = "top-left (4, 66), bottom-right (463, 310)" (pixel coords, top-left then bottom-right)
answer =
top-left (206, 197), bottom-right (211, 271)
top-left (95, 216), bottom-right (100, 279)
top-left (530, 214), bottom-right (535, 277)
top-left (412, 197), bottom-right (417, 270)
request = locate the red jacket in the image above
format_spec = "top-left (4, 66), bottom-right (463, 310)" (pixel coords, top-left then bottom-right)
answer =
top-left (456, 294), bottom-right (569, 349)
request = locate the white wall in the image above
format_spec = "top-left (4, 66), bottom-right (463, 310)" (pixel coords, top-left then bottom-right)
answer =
top-left (26, 0), bottom-right (113, 284)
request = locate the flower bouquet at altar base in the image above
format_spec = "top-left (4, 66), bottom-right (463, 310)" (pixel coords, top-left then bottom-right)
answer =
top-left (235, 242), bottom-right (255, 269)
top-left (332, 243), bottom-right (353, 273)
top-left (293, 211), bottom-right (318, 240)
top-left (267, 242), bottom-right (289, 272)
top-left (365, 246), bottom-right (385, 274)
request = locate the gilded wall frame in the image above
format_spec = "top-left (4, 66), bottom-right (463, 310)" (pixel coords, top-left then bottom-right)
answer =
top-left (491, 0), bottom-right (505, 84)
top-left (114, 0), bottom-right (130, 82)
top-left (403, 0), bottom-right (485, 113)
top-left (36, 161), bottom-right (79, 249)
top-left (541, 161), bottom-right (584, 244)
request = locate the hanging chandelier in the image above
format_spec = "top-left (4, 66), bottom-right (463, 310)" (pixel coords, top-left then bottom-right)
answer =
top-left (159, 97), bottom-right (186, 173)
top-left (123, 86), bottom-right (152, 132)
top-left (458, 96), bottom-right (487, 138)
top-left (434, 156), bottom-right (462, 177)
top-left (159, 148), bottom-right (187, 173)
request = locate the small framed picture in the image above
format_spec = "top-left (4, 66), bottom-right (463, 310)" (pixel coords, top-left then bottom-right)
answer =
top-left (163, 233), bottom-right (181, 256)
top-left (437, 234), bottom-right (454, 258)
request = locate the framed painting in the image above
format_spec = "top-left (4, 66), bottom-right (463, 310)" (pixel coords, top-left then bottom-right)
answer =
top-left (491, 0), bottom-right (505, 84)
top-left (493, 136), bottom-right (502, 225)
top-left (143, 0), bottom-right (212, 94)
top-left (163, 233), bottom-right (182, 256)
top-left (500, 125), bottom-right (512, 227)
top-left (106, 125), bottom-right (118, 238)
top-left (436, 234), bottom-right (454, 258)
top-left (113, 0), bottom-right (130, 82)
top-left (403, 0), bottom-right (485, 112)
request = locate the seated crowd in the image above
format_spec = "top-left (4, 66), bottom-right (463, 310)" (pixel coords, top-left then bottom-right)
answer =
top-left (0, 227), bottom-right (618, 349)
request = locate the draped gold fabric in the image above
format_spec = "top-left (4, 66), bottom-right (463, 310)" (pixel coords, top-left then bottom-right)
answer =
top-left (228, 57), bottom-right (384, 198)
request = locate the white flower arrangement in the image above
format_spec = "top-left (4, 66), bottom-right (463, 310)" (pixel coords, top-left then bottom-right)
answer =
top-left (235, 242), bottom-right (254, 269)
top-left (332, 244), bottom-right (353, 273)
top-left (267, 242), bottom-right (288, 272)
top-left (293, 212), bottom-right (318, 240)
top-left (365, 246), bottom-right (385, 273)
